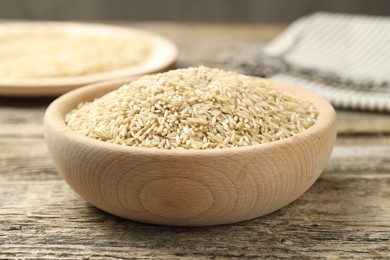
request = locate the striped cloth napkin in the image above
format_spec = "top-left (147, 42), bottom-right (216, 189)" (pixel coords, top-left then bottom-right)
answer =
top-left (226, 12), bottom-right (390, 112)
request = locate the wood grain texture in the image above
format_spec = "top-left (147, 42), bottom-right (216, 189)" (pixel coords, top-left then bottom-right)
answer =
top-left (43, 78), bottom-right (336, 226)
top-left (1, 22), bottom-right (390, 258)
top-left (1, 150), bottom-right (390, 259)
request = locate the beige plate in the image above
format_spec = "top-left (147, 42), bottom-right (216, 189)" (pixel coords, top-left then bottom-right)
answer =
top-left (0, 22), bottom-right (178, 96)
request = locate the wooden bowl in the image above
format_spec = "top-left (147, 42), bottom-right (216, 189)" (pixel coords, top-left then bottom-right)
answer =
top-left (44, 77), bottom-right (336, 226)
top-left (0, 22), bottom-right (177, 96)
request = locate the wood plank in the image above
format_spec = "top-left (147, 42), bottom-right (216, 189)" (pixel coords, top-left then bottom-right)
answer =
top-left (335, 135), bottom-right (390, 145)
top-left (1, 169), bottom-right (389, 259)
top-left (2, 1), bottom-right (390, 23)
top-left (327, 145), bottom-right (390, 173)
top-left (0, 99), bottom-right (50, 137)
top-left (336, 110), bottom-right (390, 134)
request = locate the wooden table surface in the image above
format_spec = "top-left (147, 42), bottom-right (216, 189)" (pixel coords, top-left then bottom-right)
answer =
top-left (1, 22), bottom-right (390, 259)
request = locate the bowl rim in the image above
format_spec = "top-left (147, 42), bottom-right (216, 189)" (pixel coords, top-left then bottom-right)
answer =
top-left (44, 75), bottom-right (336, 157)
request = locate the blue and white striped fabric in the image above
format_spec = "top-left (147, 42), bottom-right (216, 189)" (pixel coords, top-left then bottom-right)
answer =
top-left (233, 12), bottom-right (390, 112)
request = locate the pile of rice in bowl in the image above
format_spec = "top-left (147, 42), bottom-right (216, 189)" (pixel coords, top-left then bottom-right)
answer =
top-left (65, 66), bottom-right (318, 149)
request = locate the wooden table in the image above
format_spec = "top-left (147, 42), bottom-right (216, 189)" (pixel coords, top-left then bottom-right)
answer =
top-left (1, 22), bottom-right (390, 259)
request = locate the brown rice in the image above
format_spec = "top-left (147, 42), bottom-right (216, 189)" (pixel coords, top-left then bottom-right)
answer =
top-left (0, 28), bottom-right (150, 79)
top-left (65, 66), bottom-right (318, 149)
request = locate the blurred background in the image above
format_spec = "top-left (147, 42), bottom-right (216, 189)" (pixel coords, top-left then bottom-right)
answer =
top-left (1, 0), bottom-right (390, 22)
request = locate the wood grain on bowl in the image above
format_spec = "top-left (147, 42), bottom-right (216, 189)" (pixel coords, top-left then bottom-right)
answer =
top-left (43, 78), bottom-right (336, 226)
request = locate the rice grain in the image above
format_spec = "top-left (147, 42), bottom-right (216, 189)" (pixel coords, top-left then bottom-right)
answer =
top-left (66, 66), bottom-right (319, 149)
